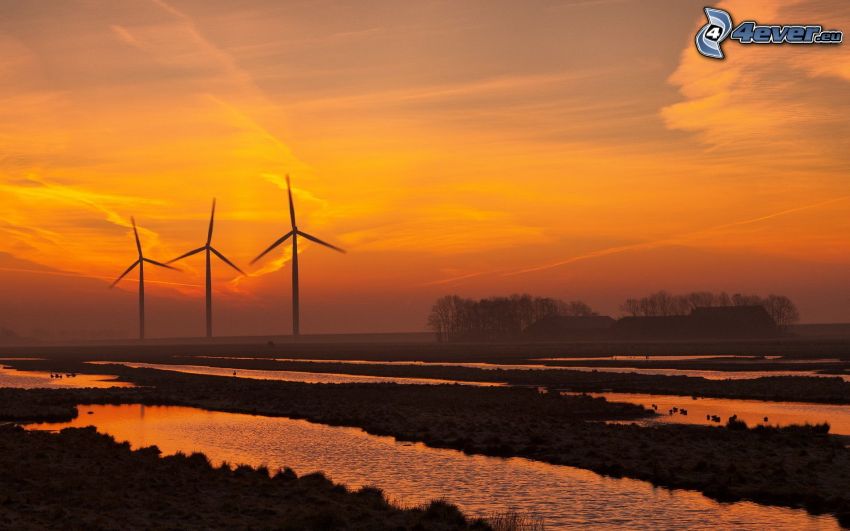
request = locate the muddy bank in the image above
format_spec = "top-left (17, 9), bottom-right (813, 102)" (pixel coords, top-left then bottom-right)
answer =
top-left (69, 357), bottom-right (850, 405)
top-left (4, 337), bottom-right (850, 363)
top-left (2, 367), bottom-right (849, 526)
top-left (537, 357), bottom-right (850, 373)
top-left (0, 424), bottom-right (487, 530)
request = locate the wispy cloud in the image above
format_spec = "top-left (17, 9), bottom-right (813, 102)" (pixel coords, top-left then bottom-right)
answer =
top-left (661, 0), bottom-right (850, 160)
top-left (283, 69), bottom-right (619, 111)
top-left (425, 195), bottom-right (850, 286)
top-left (1, 0), bottom-right (849, 329)
top-left (0, 265), bottom-right (200, 288)
top-left (147, 0), bottom-right (260, 93)
top-left (0, 176), bottom-right (164, 229)
top-left (504, 196), bottom-right (850, 277)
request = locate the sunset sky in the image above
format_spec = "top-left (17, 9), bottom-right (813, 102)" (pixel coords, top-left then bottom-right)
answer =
top-left (1, 0), bottom-right (849, 338)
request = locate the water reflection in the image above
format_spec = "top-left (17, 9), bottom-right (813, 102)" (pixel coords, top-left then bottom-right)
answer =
top-left (538, 355), bottom-right (845, 365)
top-left (193, 356), bottom-right (555, 371)
top-left (0, 366), bottom-right (132, 389)
top-left (556, 366), bottom-right (850, 381)
top-left (191, 355), bottom-right (848, 381)
top-left (537, 355), bottom-right (760, 362)
top-left (566, 392), bottom-right (850, 435)
top-left (88, 361), bottom-right (504, 386)
top-left (28, 404), bottom-right (839, 530)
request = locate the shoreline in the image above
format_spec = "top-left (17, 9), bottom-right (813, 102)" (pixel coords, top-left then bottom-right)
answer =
top-left (17, 357), bottom-right (850, 405)
top-left (2, 368), bottom-right (849, 527)
top-left (0, 424), bottom-right (490, 530)
top-left (4, 336), bottom-right (850, 362)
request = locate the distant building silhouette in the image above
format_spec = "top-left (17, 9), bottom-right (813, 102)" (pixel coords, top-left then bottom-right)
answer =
top-left (611, 315), bottom-right (691, 340)
top-left (613, 305), bottom-right (778, 340)
top-left (690, 306), bottom-right (777, 336)
top-left (523, 315), bottom-right (615, 341)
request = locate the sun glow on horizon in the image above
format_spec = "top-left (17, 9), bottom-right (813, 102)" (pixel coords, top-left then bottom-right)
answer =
top-left (1, 0), bottom-right (850, 336)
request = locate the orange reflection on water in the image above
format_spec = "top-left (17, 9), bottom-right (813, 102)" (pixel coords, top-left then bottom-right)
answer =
top-left (574, 392), bottom-right (850, 435)
top-left (89, 361), bottom-right (505, 386)
top-left (27, 404), bottom-right (841, 529)
top-left (0, 366), bottom-right (132, 389)
top-left (557, 366), bottom-right (850, 381)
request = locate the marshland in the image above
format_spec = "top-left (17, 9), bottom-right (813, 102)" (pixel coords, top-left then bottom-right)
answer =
top-left (4, 1), bottom-right (850, 529)
top-left (3, 342), bottom-right (850, 528)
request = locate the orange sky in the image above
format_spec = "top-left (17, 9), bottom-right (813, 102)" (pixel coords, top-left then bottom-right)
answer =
top-left (1, 0), bottom-right (849, 338)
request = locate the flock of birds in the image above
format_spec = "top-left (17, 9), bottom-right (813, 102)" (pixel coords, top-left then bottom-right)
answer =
top-left (649, 403), bottom-right (769, 424)
top-left (48, 373), bottom-right (77, 379)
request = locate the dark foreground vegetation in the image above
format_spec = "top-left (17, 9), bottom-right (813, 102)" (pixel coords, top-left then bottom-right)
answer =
top-left (3, 366), bottom-right (850, 527)
top-left (0, 424), bottom-right (487, 530)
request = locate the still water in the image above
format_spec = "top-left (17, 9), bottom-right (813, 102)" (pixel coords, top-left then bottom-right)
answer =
top-left (88, 361), bottom-right (504, 386)
top-left (537, 355), bottom-right (766, 362)
top-left (566, 392), bottom-right (850, 435)
top-left (193, 355), bottom-right (558, 370)
top-left (0, 366), bottom-right (132, 389)
top-left (190, 355), bottom-right (850, 381)
top-left (29, 404), bottom-right (839, 529)
top-left (557, 366), bottom-right (850, 381)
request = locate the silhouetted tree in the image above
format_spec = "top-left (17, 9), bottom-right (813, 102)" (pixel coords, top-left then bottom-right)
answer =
top-left (731, 293), bottom-right (763, 307)
top-left (427, 294), bottom-right (596, 342)
top-left (426, 295), bottom-right (469, 342)
top-left (683, 291), bottom-right (717, 311)
top-left (762, 294), bottom-right (800, 328)
top-left (560, 300), bottom-right (596, 317)
top-left (620, 290), bottom-right (689, 316)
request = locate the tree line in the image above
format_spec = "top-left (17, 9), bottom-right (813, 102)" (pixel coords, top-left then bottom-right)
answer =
top-left (620, 290), bottom-right (800, 327)
top-left (427, 290), bottom-right (801, 341)
top-left (427, 294), bottom-right (596, 342)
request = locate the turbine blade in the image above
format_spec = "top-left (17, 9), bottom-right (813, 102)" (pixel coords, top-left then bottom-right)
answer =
top-left (143, 258), bottom-right (179, 270)
top-left (207, 198), bottom-right (216, 245)
top-left (210, 246), bottom-right (246, 275)
top-left (110, 260), bottom-right (139, 288)
top-left (297, 230), bottom-right (346, 253)
top-left (286, 174), bottom-right (296, 229)
top-left (131, 217), bottom-right (142, 257)
top-left (167, 246), bottom-right (206, 264)
top-left (251, 231), bottom-right (293, 264)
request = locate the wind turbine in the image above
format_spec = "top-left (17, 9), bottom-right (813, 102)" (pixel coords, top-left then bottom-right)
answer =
top-left (111, 218), bottom-right (178, 340)
top-left (167, 199), bottom-right (245, 338)
top-left (251, 175), bottom-right (345, 335)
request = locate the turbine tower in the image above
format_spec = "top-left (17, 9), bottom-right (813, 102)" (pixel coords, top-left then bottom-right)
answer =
top-left (168, 199), bottom-right (245, 338)
top-left (111, 217), bottom-right (177, 340)
top-left (251, 175), bottom-right (345, 335)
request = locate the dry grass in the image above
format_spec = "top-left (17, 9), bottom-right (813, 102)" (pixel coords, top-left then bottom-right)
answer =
top-left (485, 510), bottom-right (546, 531)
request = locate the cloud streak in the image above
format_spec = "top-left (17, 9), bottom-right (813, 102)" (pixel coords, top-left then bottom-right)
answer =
top-left (426, 195), bottom-right (850, 286)
top-left (506, 196), bottom-right (850, 277)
